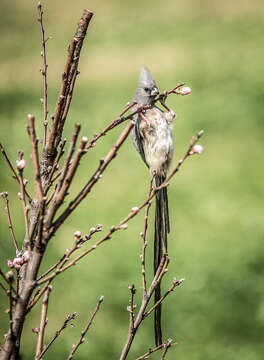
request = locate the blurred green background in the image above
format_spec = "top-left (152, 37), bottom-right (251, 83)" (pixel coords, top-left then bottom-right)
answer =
top-left (0, 0), bottom-right (264, 359)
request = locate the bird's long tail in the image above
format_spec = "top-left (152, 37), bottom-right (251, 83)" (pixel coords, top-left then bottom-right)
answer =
top-left (154, 174), bottom-right (169, 346)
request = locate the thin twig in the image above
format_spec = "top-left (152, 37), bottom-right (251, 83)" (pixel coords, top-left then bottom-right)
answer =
top-left (144, 278), bottom-right (184, 319)
top-left (120, 255), bottom-right (169, 360)
top-left (37, 225), bottom-right (102, 283)
top-left (66, 296), bottom-right (104, 360)
top-left (0, 281), bottom-right (9, 296)
top-left (28, 226), bottom-right (102, 311)
top-left (35, 286), bottom-right (52, 360)
top-left (160, 339), bottom-right (173, 360)
top-left (56, 124), bottom-right (81, 194)
top-left (85, 101), bottom-right (137, 151)
top-left (127, 285), bottom-right (136, 335)
top-left (140, 175), bottom-right (155, 296)
top-left (8, 285), bottom-right (14, 338)
top-left (0, 268), bottom-right (17, 297)
top-left (44, 124), bottom-right (83, 229)
top-left (36, 226), bottom-right (102, 286)
top-left (17, 151), bottom-right (31, 253)
top-left (37, 313), bottom-right (77, 359)
top-left (0, 192), bottom-right (19, 254)
top-left (135, 340), bottom-right (177, 360)
top-left (37, 2), bottom-right (49, 148)
top-left (27, 114), bottom-right (44, 202)
top-left (0, 143), bottom-right (31, 201)
top-left (27, 283), bottom-right (49, 313)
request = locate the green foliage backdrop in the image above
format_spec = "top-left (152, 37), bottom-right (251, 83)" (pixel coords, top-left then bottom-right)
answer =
top-left (0, 0), bottom-right (263, 359)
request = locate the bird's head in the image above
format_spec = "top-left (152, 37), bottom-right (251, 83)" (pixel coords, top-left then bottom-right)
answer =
top-left (133, 67), bottom-right (159, 105)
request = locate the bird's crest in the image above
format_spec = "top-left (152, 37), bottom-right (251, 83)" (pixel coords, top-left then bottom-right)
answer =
top-left (138, 67), bottom-right (157, 88)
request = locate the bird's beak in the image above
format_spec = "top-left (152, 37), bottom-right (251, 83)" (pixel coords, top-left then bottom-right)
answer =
top-left (151, 86), bottom-right (159, 97)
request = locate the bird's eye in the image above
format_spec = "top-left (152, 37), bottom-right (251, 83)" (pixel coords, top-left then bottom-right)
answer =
top-left (144, 87), bottom-right (149, 92)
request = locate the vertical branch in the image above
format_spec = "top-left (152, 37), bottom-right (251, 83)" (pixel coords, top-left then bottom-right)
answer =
top-left (127, 285), bottom-right (136, 336)
top-left (37, 2), bottom-right (49, 147)
top-left (35, 286), bottom-right (52, 360)
top-left (27, 115), bottom-right (44, 203)
top-left (17, 152), bottom-right (30, 253)
top-left (8, 283), bottom-right (14, 339)
top-left (0, 192), bottom-right (19, 254)
top-left (140, 175), bottom-right (155, 296)
top-left (43, 9), bottom-right (93, 175)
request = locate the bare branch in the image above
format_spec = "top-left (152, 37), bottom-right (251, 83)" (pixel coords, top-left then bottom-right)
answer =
top-left (160, 339), bottom-right (173, 360)
top-left (66, 296), bottom-right (104, 360)
top-left (27, 114), bottom-right (44, 203)
top-left (37, 313), bottom-right (76, 359)
top-left (37, 2), bottom-right (49, 147)
top-left (35, 286), bottom-right (52, 359)
top-left (140, 174), bottom-right (155, 296)
top-left (17, 152), bottom-right (30, 253)
top-left (120, 255), bottom-right (169, 360)
top-left (56, 124), bottom-right (81, 194)
top-left (0, 143), bottom-right (31, 201)
top-left (43, 9), bottom-right (93, 169)
top-left (144, 278), bottom-right (184, 319)
top-left (135, 340), bottom-right (177, 360)
top-left (127, 285), bottom-right (136, 336)
top-left (53, 133), bottom-right (87, 208)
top-left (0, 268), bottom-right (17, 297)
top-left (85, 101), bottom-right (137, 150)
top-left (0, 192), bottom-right (19, 254)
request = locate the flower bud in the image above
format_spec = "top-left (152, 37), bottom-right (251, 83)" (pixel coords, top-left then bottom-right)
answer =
top-left (13, 257), bottom-right (23, 266)
top-left (178, 86), bottom-right (192, 95)
top-left (7, 260), bottom-right (13, 268)
top-left (16, 159), bottom-right (26, 171)
top-left (189, 144), bottom-right (203, 155)
top-left (6, 270), bottom-right (14, 282)
top-left (74, 230), bottom-right (81, 239)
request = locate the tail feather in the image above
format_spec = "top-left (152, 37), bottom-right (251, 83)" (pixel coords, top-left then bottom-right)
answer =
top-left (154, 174), bottom-right (169, 346)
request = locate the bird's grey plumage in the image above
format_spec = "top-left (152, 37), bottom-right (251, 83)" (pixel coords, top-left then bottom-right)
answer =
top-left (131, 67), bottom-right (175, 346)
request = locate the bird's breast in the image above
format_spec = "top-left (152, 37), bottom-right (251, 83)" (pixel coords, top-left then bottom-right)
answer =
top-left (139, 107), bottom-right (174, 175)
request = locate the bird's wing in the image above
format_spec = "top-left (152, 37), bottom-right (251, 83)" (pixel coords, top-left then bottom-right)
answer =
top-left (131, 114), bottom-right (148, 168)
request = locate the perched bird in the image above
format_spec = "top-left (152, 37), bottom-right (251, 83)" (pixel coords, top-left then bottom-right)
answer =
top-left (131, 67), bottom-right (175, 345)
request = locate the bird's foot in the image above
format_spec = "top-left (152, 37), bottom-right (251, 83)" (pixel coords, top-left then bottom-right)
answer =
top-left (139, 111), bottom-right (151, 127)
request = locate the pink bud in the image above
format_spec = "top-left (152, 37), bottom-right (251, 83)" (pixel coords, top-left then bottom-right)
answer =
top-left (131, 207), bottom-right (139, 212)
top-left (74, 230), bottom-right (81, 239)
top-left (178, 86), bottom-right (192, 96)
top-left (13, 257), bottom-right (24, 266)
top-left (7, 260), bottom-right (13, 268)
top-left (16, 159), bottom-right (26, 170)
top-left (190, 144), bottom-right (203, 155)
top-left (6, 270), bottom-right (14, 282)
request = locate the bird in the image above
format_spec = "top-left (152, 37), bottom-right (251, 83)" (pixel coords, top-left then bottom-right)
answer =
top-left (131, 67), bottom-right (175, 346)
